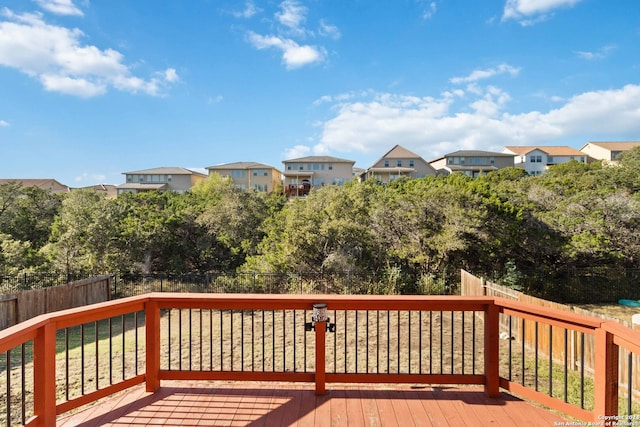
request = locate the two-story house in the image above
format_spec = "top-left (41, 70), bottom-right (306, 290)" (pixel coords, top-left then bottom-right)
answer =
top-left (206, 162), bottom-right (283, 193)
top-left (361, 145), bottom-right (436, 183)
top-left (430, 150), bottom-right (515, 177)
top-left (579, 141), bottom-right (640, 163)
top-left (502, 146), bottom-right (587, 176)
top-left (116, 167), bottom-right (207, 195)
top-left (282, 156), bottom-right (355, 196)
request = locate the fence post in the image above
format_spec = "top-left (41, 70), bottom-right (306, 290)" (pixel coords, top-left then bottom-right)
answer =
top-left (484, 302), bottom-right (500, 397)
top-left (146, 299), bottom-right (161, 392)
top-left (33, 322), bottom-right (57, 425)
top-left (594, 324), bottom-right (618, 419)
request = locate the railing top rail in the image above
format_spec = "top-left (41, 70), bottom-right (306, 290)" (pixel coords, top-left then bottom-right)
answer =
top-left (0, 294), bottom-right (149, 353)
top-left (603, 320), bottom-right (640, 354)
top-left (149, 292), bottom-right (495, 311)
top-left (495, 297), bottom-right (603, 330)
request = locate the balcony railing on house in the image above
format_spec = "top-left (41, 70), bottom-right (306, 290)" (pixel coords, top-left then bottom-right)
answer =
top-left (1, 293), bottom-right (638, 426)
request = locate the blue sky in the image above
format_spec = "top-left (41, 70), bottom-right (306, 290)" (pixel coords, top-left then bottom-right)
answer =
top-left (1, 0), bottom-right (639, 186)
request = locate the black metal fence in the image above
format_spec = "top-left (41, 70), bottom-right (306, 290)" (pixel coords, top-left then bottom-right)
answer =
top-left (0, 272), bottom-right (91, 294)
top-left (491, 267), bottom-right (640, 304)
top-left (111, 272), bottom-right (399, 298)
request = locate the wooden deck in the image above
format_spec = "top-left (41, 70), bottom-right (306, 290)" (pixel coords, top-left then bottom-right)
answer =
top-left (57, 381), bottom-right (568, 426)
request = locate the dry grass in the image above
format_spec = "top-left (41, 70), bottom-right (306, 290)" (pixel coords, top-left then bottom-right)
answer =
top-left (574, 303), bottom-right (640, 325)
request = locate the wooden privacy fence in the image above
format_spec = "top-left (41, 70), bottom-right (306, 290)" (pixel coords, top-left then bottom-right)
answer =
top-left (461, 269), bottom-right (640, 399)
top-left (0, 275), bottom-right (111, 330)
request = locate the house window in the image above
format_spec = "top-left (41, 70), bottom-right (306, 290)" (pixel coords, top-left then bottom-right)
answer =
top-left (231, 170), bottom-right (245, 178)
top-left (397, 160), bottom-right (402, 167)
top-left (384, 160), bottom-right (389, 167)
top-left (328, 164), bottom-right (333, 170)
top-left (409, 160), bottom-right (414, 167)
top-left (490, 157), bottom-right (495, 165)
top-left (313, 163), bottom-right (319, 170)
top-left (530, 155), bottom-right (542, 163)
top-left (460, 157), bottom-right (465, 165)
top-left (547, 157), bottom-right (554, 163)
top-left (167, 175), bottom-right (172, 182)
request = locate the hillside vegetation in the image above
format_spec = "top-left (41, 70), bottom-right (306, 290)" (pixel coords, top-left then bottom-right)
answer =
top-left (1, 149), bottom-right (639, 302)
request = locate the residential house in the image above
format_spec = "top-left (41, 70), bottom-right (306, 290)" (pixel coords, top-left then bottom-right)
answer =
top-left (430, 150), bottom-right (514, 177)
top-left (502, 146), bottom-right (587, 176)
top-left (579, 141), bottom-right (640, 163)
top-left (78, 184), bottom-right (118, 198)
top-left (282, 156), bottom-right (355, 196)
top-left (0, 178), bottom-right (71, 194)
top-left (361, 145), bottom-right (436, 183)
top-left (116, 167), bottom-right (207, 195)
top-left (206, 162), bottom-right (283, 193)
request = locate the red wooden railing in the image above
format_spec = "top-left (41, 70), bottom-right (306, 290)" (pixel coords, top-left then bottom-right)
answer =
top-left (1, 293), bottom-right (638, 426)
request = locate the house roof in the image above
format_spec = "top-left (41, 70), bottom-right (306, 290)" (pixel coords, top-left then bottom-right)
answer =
top-left (122, 167), bottom-right (207, 176)
top-left (283, 156), bottom-right (355, 164)
top-left (206, 162), bottom-right (278, 170)
top-left (579, 141), bottom-right (640, 151)
top-left (78, 184), bottom-right (118, 197)
top-left (0, 178), bottom-right (71, 193)
top-left (503, 146), bottom-right (584, 156)
top-left (116, 183), bottom-right (169, 190)
top-left (378, 145), bottom-right (423, 159)
top-left (446, 150), bottom-right (515, 157)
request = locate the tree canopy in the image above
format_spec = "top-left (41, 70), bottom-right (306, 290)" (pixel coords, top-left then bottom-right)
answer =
top-left (2, 148), bottom-right (640, 299)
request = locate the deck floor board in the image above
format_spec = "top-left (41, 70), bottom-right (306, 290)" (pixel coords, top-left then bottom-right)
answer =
top-left (57, 381), bottom-right (569, 426)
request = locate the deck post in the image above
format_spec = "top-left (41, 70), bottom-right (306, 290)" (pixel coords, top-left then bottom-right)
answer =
top-left (313, 303), bottom-right (328, 395)
top-left (145, 300), bottom-right (161, 392)
top-left (33, 322), bottom-right (57, 426)
top-left (315, 321), bottom-right (326, 395)
top-left (594, 324), bottom-right (618, 419)
top-left (484, 302), bottom-right (500, 397)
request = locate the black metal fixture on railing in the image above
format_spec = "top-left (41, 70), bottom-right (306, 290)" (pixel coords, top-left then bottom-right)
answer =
top-left (305, 303), bottom-right (336, 332)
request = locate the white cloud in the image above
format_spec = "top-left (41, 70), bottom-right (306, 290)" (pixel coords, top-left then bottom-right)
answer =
top-left (163, 68), bottom-right (180, 83)
top-left (75, 172), bottom-right (107, 183)
top-left (575, 44), bottom-right (616, 61)
top-left (283, 144), bottom-right (311, 160)
top-left (276, 0), bottom-right (307, 35)
top-left (0, 120), bottom-right (9, 127)
top-left (34, 0), bottom-right (83, 17)
top-left (312, 91), bottom-right (365, 106)
top-left (450, 63), bottom-right (521, 84)
top-left (502, 0), bottom-right (583, 25)
top-left (0, 9), bottom-right (178, 97)
top-left (318, 20), bottom-right (341, 40)
top-left (300, 84), bottom-right (640, 163)
top-left (419, 1), bottom-right (437, 20)
top-left (208, 95), bottom-right (223, 104)
top-left (232, 1), bottom-right (260, 19)
top-left (246, 32), bottom-right (324, 69)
